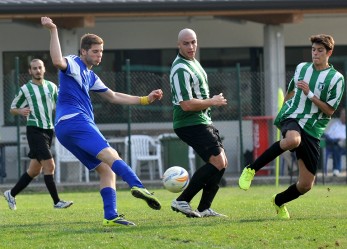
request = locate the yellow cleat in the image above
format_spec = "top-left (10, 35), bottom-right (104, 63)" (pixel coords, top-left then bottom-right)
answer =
top-left (103, 215), bottom-right (136, 226)
top-left (131, 186), bottom-right (161, 210)
top-left (271, 194), bottom-right (290, 219)
top-left (238, 166), bottom-right (255, 190)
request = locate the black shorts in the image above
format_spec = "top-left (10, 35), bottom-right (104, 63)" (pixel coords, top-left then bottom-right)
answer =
top-left (280, 119), bottom-right (320, 175)
top-left (26, 126), bottom-right (54, 162)
top-left (174, 124), bottom-right (224, 162)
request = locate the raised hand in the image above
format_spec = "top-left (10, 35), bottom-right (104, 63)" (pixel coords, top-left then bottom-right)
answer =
top-left (41, 16), bottom-right (56, 30)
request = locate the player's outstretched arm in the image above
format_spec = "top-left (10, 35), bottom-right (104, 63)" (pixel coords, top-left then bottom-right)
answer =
top-left (99, 89), bottom-right (163, 105)
top-left (41, 16), bottom-right (67, 70)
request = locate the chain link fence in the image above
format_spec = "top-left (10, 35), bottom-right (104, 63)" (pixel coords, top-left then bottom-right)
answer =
top-left (2, 61), bottom-right (344, 184)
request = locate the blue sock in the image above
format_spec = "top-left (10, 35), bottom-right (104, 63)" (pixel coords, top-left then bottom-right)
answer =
top-left (100, 187), bottom-right (117, 220)
top-left (111, 160), bottom-right (144, 188)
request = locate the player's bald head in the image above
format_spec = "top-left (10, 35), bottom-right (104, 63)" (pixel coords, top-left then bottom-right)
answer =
top-left (178, 28), bottom-right (197, 42)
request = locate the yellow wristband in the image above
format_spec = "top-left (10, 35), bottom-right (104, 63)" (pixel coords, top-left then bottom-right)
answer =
top-left (140, 96), bottom-right (150, 105)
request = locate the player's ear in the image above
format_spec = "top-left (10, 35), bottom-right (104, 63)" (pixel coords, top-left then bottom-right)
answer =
top-left (327, 49), bottom-right (333, 57)
top-left (80, 48), bottom-right (87, 56)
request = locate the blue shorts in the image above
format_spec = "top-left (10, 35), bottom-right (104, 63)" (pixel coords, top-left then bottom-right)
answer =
top-left (55, 114), bottom-right (110, 170)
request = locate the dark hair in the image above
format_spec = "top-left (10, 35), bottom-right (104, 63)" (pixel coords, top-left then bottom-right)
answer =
top-left (310, 34), bottom-right (334, 51)
top-left (80, 33), bottom-right (104, 51)
top-left (29, 59), bottom-right (44, 69)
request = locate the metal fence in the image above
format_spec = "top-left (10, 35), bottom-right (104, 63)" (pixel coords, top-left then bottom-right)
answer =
top-left (2, 61), bottom-right (345, 184)
top-left (3, 70), bottom-right (270, 125)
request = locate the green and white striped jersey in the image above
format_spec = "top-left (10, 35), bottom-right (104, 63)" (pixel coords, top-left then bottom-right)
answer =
top-left (170, 54), bottom-right (212, 129)
top-left (10, 80), bottom-right (58, 129)
top-left (274, 62), bottom-right (345, 139)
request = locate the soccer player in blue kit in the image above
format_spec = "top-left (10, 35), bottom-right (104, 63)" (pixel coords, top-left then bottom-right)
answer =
top-left (41, 16), bottom-right (163, 226)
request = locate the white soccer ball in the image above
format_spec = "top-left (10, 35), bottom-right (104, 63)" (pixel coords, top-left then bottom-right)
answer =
top-left (162, 166), bottom-right (189, 193)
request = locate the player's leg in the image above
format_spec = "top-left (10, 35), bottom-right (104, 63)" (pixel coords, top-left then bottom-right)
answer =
top-left (4, 126), bottom-right (45, 210)
top-left (95, 162), bottom-right (135, 226)
top-left (172, 125), bottom-right (224, 217)
top-left (30, 128), bottom-right (72, 208)
top-left (3, 159), bottom-right (41, 210)
top-left (98, 147), bottom-right (161, 210)
top-left (239, 119), bottom-right (301, 190)
top-left (272, 132), bottom-right (318, 219)
top-left (196, 145), bottom-right (228, 217)
top-left (56, 115), bottom-right (161, 211)
top-left (40, 158), bottom-right (73, 209)
top-left (196, 168), bottom-right (227, 217)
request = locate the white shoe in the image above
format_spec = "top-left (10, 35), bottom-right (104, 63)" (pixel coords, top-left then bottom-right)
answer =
top-left (333, 169), bottom-right (340, 176)
top-left (171, 200), bottom-right (201, 218)
top-left (54, 200), bottom-right (73, 209)
top-left (197, 208), bottom-right (228, 217)
top-left (4, 190), bottom-right (16, 210)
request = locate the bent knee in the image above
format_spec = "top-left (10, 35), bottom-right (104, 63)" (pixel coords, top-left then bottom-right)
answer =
top-left (297, 183), bottom-right (313, 194)
top-left (209, 154), bottom-right (228, 170)
top-left (283, 136), bottom-right (301, 150)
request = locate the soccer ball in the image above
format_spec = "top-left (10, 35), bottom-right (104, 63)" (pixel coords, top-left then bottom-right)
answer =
top-left (162, 166), bottom-right (189, 193)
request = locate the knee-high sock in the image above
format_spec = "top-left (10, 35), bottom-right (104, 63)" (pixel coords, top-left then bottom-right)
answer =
top-left (275, 183), bottom-right (302, 206)
top-left (177, 163), bottom-right (219, 203)
top-left (249, 141), bottom-right (285, 172)
top-left (111, 160), bottom-right (143, 188)
top-left (44, 174), bottom-right (60, 204)
top-left (100, 187), bottom-right (117, 220)
top-left (197, 168), bottom-right (225, 211)
top-left (11, 172), bottom-right (33, 197)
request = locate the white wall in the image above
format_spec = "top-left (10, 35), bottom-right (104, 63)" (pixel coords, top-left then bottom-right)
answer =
top-left (284, 14), bottom-right (347, 46)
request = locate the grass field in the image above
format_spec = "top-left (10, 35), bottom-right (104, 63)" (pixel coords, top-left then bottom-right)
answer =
top-left (1, 184), bottom-right (346, 249)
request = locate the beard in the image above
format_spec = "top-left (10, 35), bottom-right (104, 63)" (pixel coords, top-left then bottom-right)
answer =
top-left (32, 75), bottom-right (43, 81)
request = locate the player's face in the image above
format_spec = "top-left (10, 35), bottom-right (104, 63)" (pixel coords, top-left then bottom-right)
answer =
top-left (29, 61), bottom-right (45, 81)
top-left (178, 33), bottom-right (197, 60)
top-left (311, 43), bottom-right (331, 69)
top-left (82, 44), bottom-right (103, 68)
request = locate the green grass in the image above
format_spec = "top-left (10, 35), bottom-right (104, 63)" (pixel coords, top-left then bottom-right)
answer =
top-left (1, 185), bottom-right (346, 249)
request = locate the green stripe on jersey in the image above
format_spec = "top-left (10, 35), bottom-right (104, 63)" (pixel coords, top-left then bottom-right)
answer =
top-left (11, 80), bottom-right (57, 129)
top-left (275, 62), bottom-right (345, 139)
top-left (170, 55), bottom-right (212, 129)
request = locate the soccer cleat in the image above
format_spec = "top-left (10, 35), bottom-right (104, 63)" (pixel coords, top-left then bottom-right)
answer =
top-left (171, 200), bottom-right (201, 218)
top-left (131, 186), bottom-right (161, 210)
top-left (271, 194), bottom-right (290, 219)
top-left (54, 200), bottom-right (74, 209)
top-left (197, 208), bottom-right (228, 217)
top-left (103, 215), bottom-right (136, 227)
top-left (238, 166), bottom-right (255, 190)
top-left (4, 190), bottom-right (16, 210)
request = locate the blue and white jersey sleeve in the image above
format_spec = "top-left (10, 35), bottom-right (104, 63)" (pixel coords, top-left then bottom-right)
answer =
top-left (55, 55), bottom-right (109, 124)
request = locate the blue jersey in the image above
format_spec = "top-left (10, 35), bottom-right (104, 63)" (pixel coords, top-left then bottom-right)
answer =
top-left (55, 55), bottom-right (108, 124)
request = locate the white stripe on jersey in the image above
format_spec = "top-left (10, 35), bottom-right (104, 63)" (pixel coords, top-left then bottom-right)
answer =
top-left (66, 56), bottom-right (83, 88)
top-left (34, 85), bottom-right (48, 127)
top-left (170, 61), bottom-right (205, 105)
top-left (327, 73), bottom-right (344, 107)
top-left (20, 83), bottom-right (54, 128)
top-left (91, 77), bottom-right (107, 91)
